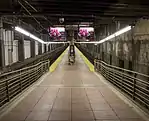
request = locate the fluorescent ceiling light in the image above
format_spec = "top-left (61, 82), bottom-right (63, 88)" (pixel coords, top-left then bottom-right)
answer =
top-left (15, 27), bottom-right (30, 36)
top-left (75, 41), bottom-right (96, 44)
top-left (47, 42), bottom-right (69, 44)
top-left (51, 27), bottom-right (65, 32)
top-left (15, 26), bottom-right (45, 43)
top-left (75, 25), bottom-right (132, 44)
top-left (29, 34), bottom-right (44, 43)
top-left (80, 27), bottom-right (94, 31)
top-left (79, 25), bottom-right (89, 27)
top-left (100, 26), bottom-right (132, 43)
top-left (105, 34), bottom-right (115, 41)
top-left (15, 26), bottom-right (69, 44)
top-left (115, 26), bottom-right (131, 36)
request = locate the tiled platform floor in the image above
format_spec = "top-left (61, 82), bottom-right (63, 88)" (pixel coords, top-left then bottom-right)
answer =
top-left (0, 48), bottom-right (145, 121)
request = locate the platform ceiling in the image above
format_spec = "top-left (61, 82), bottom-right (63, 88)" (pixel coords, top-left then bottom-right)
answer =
top-left (1, 0), bottom-right (149, 31)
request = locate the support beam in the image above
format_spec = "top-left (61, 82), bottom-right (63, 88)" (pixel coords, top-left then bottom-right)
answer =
top-left (18, 35), bottom-right (25, 62)
top-left (30, 40), bottom-right (35, 58)
top-left (44, 44), bottom-right (46, 53)
top-left (38, 42), bottom-right (42, 55)
top-left (0, 17), bottom-right (5, 68)
top-left (48, 44), bottom-right (50, 52)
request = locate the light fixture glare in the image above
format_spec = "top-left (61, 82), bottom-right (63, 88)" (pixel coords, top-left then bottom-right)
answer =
top-left (15, 27), bottom-right (30, 36)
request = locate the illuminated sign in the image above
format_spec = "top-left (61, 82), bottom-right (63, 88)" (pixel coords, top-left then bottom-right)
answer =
top-left (49, 27), bottom-right (66, 41)
top-left (78, 27), bottom-right (94, 41)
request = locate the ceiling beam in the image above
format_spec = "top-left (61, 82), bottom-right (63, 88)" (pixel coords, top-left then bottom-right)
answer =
top-left (31, 3), bottom-right (149, 11)
top-left (30, 0), bottom-right (149, 6)
top-left (3, 13), bottom-right (140, 19)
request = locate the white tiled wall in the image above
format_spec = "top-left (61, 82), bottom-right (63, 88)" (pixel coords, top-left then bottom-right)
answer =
top-left (2, 30), bottom-right (50, 66)
top-left (4, 30), bottom-right (14, 65)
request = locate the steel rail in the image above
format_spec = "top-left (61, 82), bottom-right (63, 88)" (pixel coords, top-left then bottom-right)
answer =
top-left (0, 60), bottom-right (50, 107)
top-left (94, 59), bottom-right (149, 112)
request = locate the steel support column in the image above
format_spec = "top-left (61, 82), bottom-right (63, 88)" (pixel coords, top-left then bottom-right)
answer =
top-left (48, 44), bottom-right (50, 52)
top-left (44, 44), bottom-right (46, 53)
top-left (38, 42), bottom-right (42, 55)
top-left (0, 17), bottom-right (5, 68)
top-left (18, 35), bottom-right (25, 62)
top-left (131, 25), bottom-right (136, 71)
top-left (30, 40), bottom-right (35, 58)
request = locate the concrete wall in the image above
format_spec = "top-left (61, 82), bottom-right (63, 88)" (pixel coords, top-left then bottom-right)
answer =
top-left (97, 19), bottom-right (149, 75)
top-left (79, 19), bottom-right (149, 75)
top-left (133, 19), bottom-right (149, 74)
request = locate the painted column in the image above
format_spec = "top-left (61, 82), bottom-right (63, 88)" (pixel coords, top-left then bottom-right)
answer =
top-left (48, 44), bottom-right (50, 52)
top-left (35, 41), bottom-right (39, 56)
top-left (0, 17), bottom-right (5, 68)
top-left (38, 42), bottom-right (42, 55)
top-left (24, 40), bottom-right (31, 59)
top-left (44, 44), bottom-right (46, 53)
top-left (30, 40), bottom-right (35, 58)
top-left (42, 43), bottom-right (44, 53)
top-left (18, 34), bottom-right (25, 61)
top-left (38, 35), bottom-right (42, 55)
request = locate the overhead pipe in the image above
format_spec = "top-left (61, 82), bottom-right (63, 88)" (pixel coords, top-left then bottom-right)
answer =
top-left (23, 0), bottom-right (53, 26)
top-left (18, 0), bottom-right (45, 32)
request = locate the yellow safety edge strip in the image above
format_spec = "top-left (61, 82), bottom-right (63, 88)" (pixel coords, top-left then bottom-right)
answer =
top-left (76, 47), bottom-right (94, 72)
top-left (50, 47), bottom-right (68, 72)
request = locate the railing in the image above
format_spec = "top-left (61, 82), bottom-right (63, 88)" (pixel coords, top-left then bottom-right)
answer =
top-left (0, 60), bottom-right (50, 107)
top-left (94, 59), bottom-right (149, 111)
top-left (0, 45), bottom-right (68, 74)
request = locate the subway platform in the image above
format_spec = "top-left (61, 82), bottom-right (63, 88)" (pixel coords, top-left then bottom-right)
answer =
top-left (0, 48), bottom-right (147, 121)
